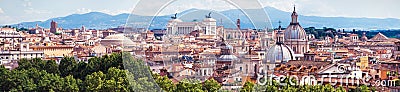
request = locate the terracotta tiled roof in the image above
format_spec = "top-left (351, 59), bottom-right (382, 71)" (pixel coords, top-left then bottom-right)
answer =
top-left (370, 32), bottom-right (389, 41)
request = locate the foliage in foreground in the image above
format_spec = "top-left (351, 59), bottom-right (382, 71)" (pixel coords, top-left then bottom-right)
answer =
top-left (0, 52), bottom-right (374, 92)
top-left (153, 73), bottom-right (222, 92)
top-left (0, 52), bottom-right (158, 92)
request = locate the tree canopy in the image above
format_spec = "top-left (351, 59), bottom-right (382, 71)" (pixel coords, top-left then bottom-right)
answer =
top-left (0, 52), bottom-right (157, 92)
top-left (0, 52), bottom-right (370, 92)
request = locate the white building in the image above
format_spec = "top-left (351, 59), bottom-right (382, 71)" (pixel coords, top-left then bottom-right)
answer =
top-left (0, 42), bottom-right (44, 64)
top-left (0, 50), bottom-right (44, 63)
top-left (0, 28), bottom-right (23, 49)
top-left (166, 13), bottom-right (217, 36)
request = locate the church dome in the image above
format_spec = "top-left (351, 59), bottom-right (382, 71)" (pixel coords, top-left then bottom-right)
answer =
top-left (284, 5), bottom-right (306, 40)
top-left (265, 43), bottom-right (294, 63)
top-left (285, 25), bottom-right (306, 40)
top-left (101, 34), bottom-right (135, 46)
top-left (104, 34), bottom-right (126, 39)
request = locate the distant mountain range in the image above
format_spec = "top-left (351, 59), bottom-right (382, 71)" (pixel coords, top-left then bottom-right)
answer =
top-left (11, 6), bottom-right (400, 30)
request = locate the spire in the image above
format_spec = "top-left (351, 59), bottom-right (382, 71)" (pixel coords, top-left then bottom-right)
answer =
top-left (290, 5), bottom-right (298, 24)
top-left (276, 21), bottom-right (284, 44)
top-left (278, 20), bottom-right (282, 30)
top-left (222, 28), bottom-right (225, 42)
top-left (293, 4), bottom-right (296, 12)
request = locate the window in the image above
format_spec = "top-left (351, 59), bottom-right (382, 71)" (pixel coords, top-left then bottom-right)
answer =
top-left (293, 47), bottom-right (297, 52)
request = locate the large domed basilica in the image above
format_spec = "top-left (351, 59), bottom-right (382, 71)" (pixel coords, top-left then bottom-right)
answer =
top-left (284, 6), bottom-right (309, 55)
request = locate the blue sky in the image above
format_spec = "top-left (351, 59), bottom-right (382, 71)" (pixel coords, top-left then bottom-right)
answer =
top-left (0, 0), bottom-right (399, 25)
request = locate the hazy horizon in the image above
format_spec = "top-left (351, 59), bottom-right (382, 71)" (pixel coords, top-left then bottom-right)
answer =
top-left (1, 0), bottom-right (400, 25)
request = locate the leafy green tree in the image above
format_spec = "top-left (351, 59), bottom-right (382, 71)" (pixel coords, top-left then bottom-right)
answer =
top-left (299, 85), bottom-right (312, 92)
top-left (176, 79), bottom-right (203, 92)
top-left (240, 81), bottom-right (254, 92)
top-left (357, 85), bottom-right (370, 92)
top-left (84, 71), bottom-right (106, 91)
top-left (43, 60), bottom-right (60, 74)
top-left (59, 57), bottom-right (77, 77)
top-left (322, 84), bottom-right (334, 92)
top-left (336, 86), bottom-right (346, 92)
top-left (122, 52), bottom-right (160, 91)
top-left (73, 61), bottom-right (88, 80)
top-left (104, 67), bottom-right (129, 91)
top-left (5, 69), bottom-right (38, 91)
top-left (17, 58), bottom-right (59, 74)
top-left (203, 78), bottom-right (221, 92)
top-left (0, 66), bottom-right (10, 91)
top-left (86, 57), bottom-right (102, 74)
top-left (63, 75), bottom-right (80, 92)
top-left (16, 58), bottom-right (33, 70)
top-left (0, 52), bottom-right (163, 91)
top-left (154, 74), bottom-right (176, 92)
top-left (37, 73), bottom-right (64, 91)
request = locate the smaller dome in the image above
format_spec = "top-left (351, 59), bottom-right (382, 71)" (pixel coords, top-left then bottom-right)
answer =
top-left (104, 34), bottom-right (126, 39)
top-left (218, 55), bottom-right (238, 61)
top-left (203, 18), bottom-right (216, 22)
top-left (265, 44), bottom-right (294, 63)
top-left (102, 34), bottom-right (135, 46)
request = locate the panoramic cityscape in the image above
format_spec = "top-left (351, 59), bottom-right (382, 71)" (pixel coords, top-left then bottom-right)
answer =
top-left (1, 0), bottom-right (400, 92)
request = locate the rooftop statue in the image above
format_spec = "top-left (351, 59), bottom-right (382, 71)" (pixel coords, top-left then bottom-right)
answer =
top-left (171, 13), bottom-right (177, 19)
top-left (205, 12), bottom-right (212, 18)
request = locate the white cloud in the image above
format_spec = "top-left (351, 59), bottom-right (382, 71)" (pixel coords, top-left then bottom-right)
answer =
top-left (99, 9), bottom-right (132, 15)
top-left (0, 8), bottom-right (4, 14)
top-left (75, 8), bottom-right (92, 14)
top-left (22, 2), bottom-right (31, 7)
